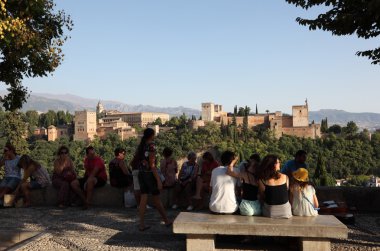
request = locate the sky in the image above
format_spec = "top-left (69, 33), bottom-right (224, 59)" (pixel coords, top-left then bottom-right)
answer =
top-left (16, 1), bottom-right (380, 113)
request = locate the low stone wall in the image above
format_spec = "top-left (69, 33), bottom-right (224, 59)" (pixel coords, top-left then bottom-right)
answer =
top-left (30, 184), bottom-right (124, 207)
top-left (28, 185), bottom-right (380, 212)
top-left (316, 187), bottom-right (380, 213)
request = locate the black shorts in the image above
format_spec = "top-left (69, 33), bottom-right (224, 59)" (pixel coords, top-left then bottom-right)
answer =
top-left (110, 172), bottom-right (133, 188)
top-left (78, 177), bottom-right (106, 190)
top-left (138, 171), bottom-right (160, 196)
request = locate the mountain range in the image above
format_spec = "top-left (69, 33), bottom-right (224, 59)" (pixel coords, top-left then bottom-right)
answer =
top-left (1, 91), bottom-right (379, 130)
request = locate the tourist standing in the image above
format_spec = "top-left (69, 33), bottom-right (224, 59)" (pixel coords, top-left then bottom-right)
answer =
top-left (131, 128), bottom-right (171, 231)
top-left (160, 147), bottom-right (178, 207)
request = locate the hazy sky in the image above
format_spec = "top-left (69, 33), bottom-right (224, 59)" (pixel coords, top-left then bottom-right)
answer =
top-left (18, 1), bottom-right (380, 113)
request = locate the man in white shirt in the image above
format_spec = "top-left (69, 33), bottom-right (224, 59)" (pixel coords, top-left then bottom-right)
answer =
top-left (209, 151), bottom-right (239, 214)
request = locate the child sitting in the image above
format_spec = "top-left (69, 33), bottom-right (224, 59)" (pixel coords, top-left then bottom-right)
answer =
top-left (290, 168), bottom-right (319, 216)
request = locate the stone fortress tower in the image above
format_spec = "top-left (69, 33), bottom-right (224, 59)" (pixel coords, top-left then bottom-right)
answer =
top-left (201, 103), bottom-right (226, 122)
top-left (73, 110), bottom-right (97, 141)
top-left (201, 100), bottom-right (321, 139)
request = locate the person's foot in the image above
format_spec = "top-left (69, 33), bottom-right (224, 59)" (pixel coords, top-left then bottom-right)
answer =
top-left (82, 202), bottom-right (89, 210)
top-left (139, 226), bottom-right (151, 231)
top-left (186, 205), bottom-right (194, 211)
top-left (164, 221), bottom-right (173, 228)
top-left (171, 204), bottom-right (178, 210)
top-left (192, 195), bottom-right (202, 200)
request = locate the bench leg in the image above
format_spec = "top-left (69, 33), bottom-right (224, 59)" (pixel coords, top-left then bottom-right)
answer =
top-left (300, 237), bottom-right (331, 251)
top-left (186, 234), bottom-right (214, 251)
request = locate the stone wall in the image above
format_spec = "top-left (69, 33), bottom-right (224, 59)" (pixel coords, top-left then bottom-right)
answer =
top-left (28, 185), bottom-right (380, 213)
top-left (316, 187), bottom-right (380, 213)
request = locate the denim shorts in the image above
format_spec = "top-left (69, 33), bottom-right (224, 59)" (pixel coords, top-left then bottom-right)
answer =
top-left (29, 180), bottom-right (43, 190)
top-left (0, 177), bottom-right (21, 191)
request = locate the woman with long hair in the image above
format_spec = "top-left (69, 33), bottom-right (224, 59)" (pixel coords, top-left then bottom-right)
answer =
top-left (14, 155), bottom-right (50, 207)
top-left (131, 128), bottom-right (171, 231)
top-left (52, 146), bottom-right (85, 207)
top-left (257, 154), bottom-right (292, 218)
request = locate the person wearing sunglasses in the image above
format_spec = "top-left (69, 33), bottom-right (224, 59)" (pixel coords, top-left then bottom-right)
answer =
top-left (0, 142), bottom-right (21, 206)
top-left (52, 146), bottom-right (84, 208)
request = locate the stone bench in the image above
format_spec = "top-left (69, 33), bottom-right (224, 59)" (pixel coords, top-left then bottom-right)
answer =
top-left (173, 212), bottom-right (348, 251)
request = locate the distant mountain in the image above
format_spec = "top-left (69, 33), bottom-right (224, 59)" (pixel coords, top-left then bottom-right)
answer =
top-left (310, 109), bottom-right (380, 131)
top-left (0, 91), bottom-right (201, 117)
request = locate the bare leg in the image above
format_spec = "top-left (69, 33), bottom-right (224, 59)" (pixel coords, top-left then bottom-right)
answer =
top-left (139, 194), bottom-right (148, 230)
top-left (21, 183), bottom-right (31, 206)
top-left (152, 195), bottom-right (171, 225)
top-left (134, 190), bottom-right (141, 206)
top-left (193, 177), bottom-right (203, 199)
top-left (85, 177), bottom-right (96, 207)
top-left (70, 180), bottom-right (86, 202)
top-left (0, 187), bottom-right (12, 200)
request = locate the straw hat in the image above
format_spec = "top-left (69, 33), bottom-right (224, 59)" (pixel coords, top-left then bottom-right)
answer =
top-left (292, 168), bottom-right (309, 182)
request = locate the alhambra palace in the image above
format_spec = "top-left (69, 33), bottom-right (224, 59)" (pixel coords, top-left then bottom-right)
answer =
top-left (35, 101), bottom-right (321, 142)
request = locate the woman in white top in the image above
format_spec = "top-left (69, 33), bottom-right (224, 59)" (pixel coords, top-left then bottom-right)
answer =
top-left (0, 143), bottom-right (21, 204)
top-left (290, 168), bottom-right (319, 216)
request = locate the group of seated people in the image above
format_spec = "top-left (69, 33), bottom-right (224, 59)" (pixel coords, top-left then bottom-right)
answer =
top-left (0, 143), bottom-right (115, 209)
top-left (165, 149), bottom-right (319, 218)
top-left (0, 141), bottom-right (319, 218)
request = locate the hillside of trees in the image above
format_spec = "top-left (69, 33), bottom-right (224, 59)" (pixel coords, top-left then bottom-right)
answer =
top-left (0, 108), bottom-right (379, 187)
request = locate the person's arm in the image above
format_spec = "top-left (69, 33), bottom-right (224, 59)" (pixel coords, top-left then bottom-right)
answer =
top-left (258, 179), bottom-right (265, 204)
top-left (174, 160), bottom-right (179, 180)
top-left (226, 156), bottom-right (240, 178)
top-left (289, 185), bottom-right (294, 206)
top-left (150, 152), bottom-right (162, 190)
top-left (0, 155), bottom-right (5, 168)
top-left (119, 160), bottom-right (130, 175)
top-left (312, 186), bottom-right (319, 208)
top-left (191, 163), bottom-right (199, 180)
top-left (14, 165), bottom-right (35, 195)
top-left (88, 159), bottom-right (101, 178)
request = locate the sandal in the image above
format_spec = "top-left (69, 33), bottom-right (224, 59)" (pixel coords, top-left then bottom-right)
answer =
top-left (139, 226), bottom-right (151, 232)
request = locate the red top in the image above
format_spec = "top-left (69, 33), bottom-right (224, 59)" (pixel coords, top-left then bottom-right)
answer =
top-left (201, 160), bottom-right (219, 183)
top-left (84, 156), bottom-right (107, 182)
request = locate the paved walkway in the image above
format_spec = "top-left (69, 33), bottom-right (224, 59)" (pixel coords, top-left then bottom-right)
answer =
top-left (0, 207), bottom-right (379, 251)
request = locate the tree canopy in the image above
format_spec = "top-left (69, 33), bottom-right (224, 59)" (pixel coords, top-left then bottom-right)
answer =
top-left (286, 0), bottom-right (380, 64)
top-left (0, 0), bottom-right (73, 111)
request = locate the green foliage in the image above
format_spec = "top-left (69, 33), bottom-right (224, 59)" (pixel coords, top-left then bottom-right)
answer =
top-left (286, 0), bottom-right (380, 64)
top-left (0, 108), bottom-right (379, 186)
top-left (321, 117), bottom-right (328, 133)
top-left (3, 111), bottom-right (29, 154)
top-left (0, 0), bottom-right (73, 111)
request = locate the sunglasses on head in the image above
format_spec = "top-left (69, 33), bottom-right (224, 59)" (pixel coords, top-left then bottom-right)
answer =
top-left (59, 151), bottom-right (68, 155)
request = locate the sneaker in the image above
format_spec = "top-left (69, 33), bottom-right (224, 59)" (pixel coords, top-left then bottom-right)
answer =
top-left (146, 205), bottom-right (153, 209)
top-left (186, 205), bottom-right (194, 211)
top-left (171, 204), bottom-right (178, 210)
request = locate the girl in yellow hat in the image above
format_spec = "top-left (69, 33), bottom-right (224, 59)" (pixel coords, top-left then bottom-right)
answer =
top-left (289, 168), bottom-right (319, 216)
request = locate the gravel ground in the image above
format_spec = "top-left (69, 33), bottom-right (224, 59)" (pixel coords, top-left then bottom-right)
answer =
top-left (0, 207), bottom-right (378, 251)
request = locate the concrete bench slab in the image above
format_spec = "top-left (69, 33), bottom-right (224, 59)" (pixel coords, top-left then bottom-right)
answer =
top-left (173, 212), bottom-right (348, 251)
